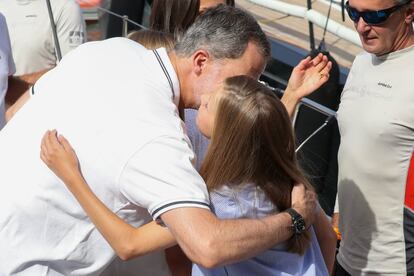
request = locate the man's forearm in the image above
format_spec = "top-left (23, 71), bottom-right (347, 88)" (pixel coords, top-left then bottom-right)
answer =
top-left (6, 68), bottom-right (51, 107)
top-left (162, 208), bottom-right (293, 268)
top-left (6, 76), bottom-right (30, 108)
top-left (18, 68), bottom-right (51, 85)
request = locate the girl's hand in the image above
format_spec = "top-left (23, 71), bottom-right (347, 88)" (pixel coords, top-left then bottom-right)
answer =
top-left (281, 53), bottom-right (332, 117)
top-left (40, 130), bottom-right (82, 186)
top-left (40, 131), bottom-right (177, 260)
top-left (286, 53), bottom-right (332, 99)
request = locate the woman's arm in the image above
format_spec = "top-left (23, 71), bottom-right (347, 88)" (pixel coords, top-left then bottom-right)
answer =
top-left (313, 205), bottom-right (337, 275)
top-left (40, 130), bottom-right (177, 261)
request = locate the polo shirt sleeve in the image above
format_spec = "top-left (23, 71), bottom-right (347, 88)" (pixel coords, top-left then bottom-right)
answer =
top-left (56, 0), bottom-right (87, 57)
top-left (119, 135), bottom-right (211, 221)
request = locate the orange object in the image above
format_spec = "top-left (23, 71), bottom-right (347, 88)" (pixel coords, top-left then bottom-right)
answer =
top-left (76, 0), bottom-right (101, 9)
top-left (333, 226), bottom-right (342, 240)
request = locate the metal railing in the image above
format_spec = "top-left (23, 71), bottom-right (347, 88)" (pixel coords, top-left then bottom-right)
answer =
top-left (47, 0), bottom-right (338, 152)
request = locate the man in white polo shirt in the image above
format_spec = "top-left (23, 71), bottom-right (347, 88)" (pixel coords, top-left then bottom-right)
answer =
top-left (0, 6), bottom-right (329, 275)
top-left (0, 0), bottom-right (85, 107)
top-left (0, 13), bottom-right (15, 129)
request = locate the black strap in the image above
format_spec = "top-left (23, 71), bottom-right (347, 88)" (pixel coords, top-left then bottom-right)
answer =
top-left (153, 49), bottom-right (175, 98)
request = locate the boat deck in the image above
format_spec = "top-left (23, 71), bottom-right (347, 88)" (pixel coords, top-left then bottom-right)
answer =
top-left (237, 0), bottom-right (363, 69)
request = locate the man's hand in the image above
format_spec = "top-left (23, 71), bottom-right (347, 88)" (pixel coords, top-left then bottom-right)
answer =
top-left (291, 183), bottom-right (317, 227)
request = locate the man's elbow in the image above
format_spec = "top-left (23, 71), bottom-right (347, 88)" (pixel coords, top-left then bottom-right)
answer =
top-left (117, 247), bottom-right (135, 261)
top-left (189, 237), bottom-right (225, 269)
top-left (116, 243), bottom-right (142, 261)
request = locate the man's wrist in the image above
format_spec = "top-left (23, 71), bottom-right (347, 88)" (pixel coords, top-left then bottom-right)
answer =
top-left (285, 208), bottom-right (306, 235)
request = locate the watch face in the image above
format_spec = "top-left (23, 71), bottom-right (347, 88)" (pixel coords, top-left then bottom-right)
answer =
top-left (294, 218), bottom-right (306, 235)
top-left (286, 208), bottom-right (306, 235)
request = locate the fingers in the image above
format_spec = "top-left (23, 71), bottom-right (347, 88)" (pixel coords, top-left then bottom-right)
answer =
top-left (316, 61), bottom-right (333, 87)
top-left (47, 129), bottom-right (61, 150)
top-left (313, 54), bottom-right (329, 72)
top-left (292, 182), bottom-right (306, 193)
top-left (58, 134), bottom-right (73, 153)
top-left (310, 53), bottom-right (324, 67)
top-left (319, 61), bottom-right (332, 78)
top-left (306, 189), bottom-right (318, 203)
top-left (40, 129), bottom-right (64, 162)
top-left (296, 56), bottom-right (312, 70)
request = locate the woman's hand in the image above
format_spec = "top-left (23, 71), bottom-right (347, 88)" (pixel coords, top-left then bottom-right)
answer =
top-left (282, 53), bottom-right (332, 117)
top-left (40, 129), bottom-right (82, 186)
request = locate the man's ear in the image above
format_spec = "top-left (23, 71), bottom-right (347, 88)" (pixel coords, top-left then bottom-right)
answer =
top-left (192, 50), bottom-right (210, 76)
top-left (404, 2), bottom-right (414, 23)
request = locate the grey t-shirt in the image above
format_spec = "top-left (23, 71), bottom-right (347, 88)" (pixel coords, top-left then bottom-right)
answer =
top-left (336, 45), bottom-right (414, 275)
top-left (0, 0), bottom-right (86, 76)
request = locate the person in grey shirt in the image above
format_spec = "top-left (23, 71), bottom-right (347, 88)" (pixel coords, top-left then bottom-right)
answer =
top-left (0, 0), bottom-right (86, 108)
top-left (334, 0), bottom-right (414, 275)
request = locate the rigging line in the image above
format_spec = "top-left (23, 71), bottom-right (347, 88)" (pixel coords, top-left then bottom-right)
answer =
top-left (319, 0), bottom-right (333, 50)
top-left (295, 116), bottom-right (334, 153)
top-left (45, 0), bottom-right (62, 61)
top-left (76, 0), bottom-right (147, 30)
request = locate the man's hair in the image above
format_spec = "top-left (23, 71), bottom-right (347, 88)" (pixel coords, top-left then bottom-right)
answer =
top-left (174, 4), bottom-right (270, 60)
top-left (395, 0), bottom-right (412, 5)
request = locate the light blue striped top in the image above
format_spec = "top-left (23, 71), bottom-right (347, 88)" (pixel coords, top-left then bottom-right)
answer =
top-left (192, 183), bottom-right (328, 276)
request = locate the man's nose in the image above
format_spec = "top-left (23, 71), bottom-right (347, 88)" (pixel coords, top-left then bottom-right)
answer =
top-left (355, 16), bottom-right (371, 33)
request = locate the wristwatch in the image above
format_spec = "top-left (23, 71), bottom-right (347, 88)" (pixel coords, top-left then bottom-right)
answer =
top-left (285, 208), bottom-right (306, 235)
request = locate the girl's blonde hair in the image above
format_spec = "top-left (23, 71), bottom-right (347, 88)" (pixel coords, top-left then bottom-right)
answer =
top-left (127, 30), bottom-right (175, 50)
top-left (200, 75), bottom-right (313, 255)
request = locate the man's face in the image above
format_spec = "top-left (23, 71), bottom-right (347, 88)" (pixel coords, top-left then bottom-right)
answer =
top-left (193, 41), bottom-right (266, 108)
top-left (349, 0), bottom-right (410, 56)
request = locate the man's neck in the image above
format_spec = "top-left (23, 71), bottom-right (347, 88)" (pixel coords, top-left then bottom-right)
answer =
top-left (384, 29), bottom-right (414, 56)
top-left (168, 51), bottom-right (193, 110)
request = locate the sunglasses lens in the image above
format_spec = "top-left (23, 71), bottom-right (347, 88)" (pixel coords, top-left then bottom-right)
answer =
top-left (364, 11), bottom-right (388, 24)
top-left (347, 7), bottom-right (389, 24)
top-left (346, 6), bottom-right (360, 22)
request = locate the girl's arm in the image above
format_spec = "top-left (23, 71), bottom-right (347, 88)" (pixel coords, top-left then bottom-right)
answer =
top-left (40, 130), bottom-right (177, 261)
top-left (313, 205), bottom-right (337, 275)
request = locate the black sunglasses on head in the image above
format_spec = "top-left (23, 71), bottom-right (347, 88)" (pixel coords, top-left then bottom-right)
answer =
top-left (345, 0), bottom-right (411, 25)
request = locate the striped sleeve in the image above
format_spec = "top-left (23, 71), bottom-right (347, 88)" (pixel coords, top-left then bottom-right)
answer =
top-left (119, 135), bottom-right (210, 221)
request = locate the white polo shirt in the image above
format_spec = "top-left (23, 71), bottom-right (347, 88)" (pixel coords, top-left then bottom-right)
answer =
top-left (0, 13), bottom-right (15, 129)
top-left (0, 38), bottom-right (209, 275)
top-left (0, 0), bottom-right (86, 76)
